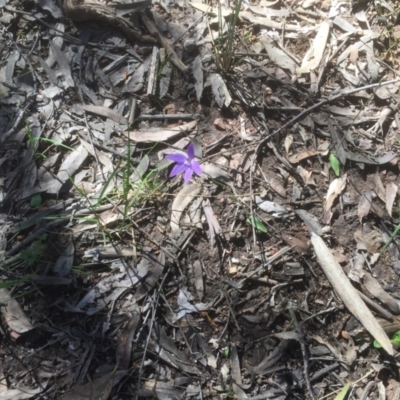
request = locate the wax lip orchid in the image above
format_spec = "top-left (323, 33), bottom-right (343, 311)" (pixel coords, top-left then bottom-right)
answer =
top-left (166, 142), bottom-right (203, 183)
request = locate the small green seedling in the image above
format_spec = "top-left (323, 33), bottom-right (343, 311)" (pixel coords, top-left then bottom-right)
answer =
top-left (247, 216), bottom-right (267, 233)
top-left (374, 330), bottom-right (400, 349)
top-left (30, 193), bottom-right (42, 209)
top-left (329, 153), bottom-right (340, 176)
top-left (222, 347), bottom-right (230, 358)
top-left (334, 382), bottom-right (351, 400)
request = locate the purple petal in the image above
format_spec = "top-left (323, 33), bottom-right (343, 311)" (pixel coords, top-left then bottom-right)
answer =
top-left (191, 160), bottom-right (203, 176)
top-left (184, 167), bottom-right (194, 183)
top-left (187, 143), bottom-right (195, 160)
top-left (166, 153), bottom-right (187, 163)
top-left (170, 163), bottom-right (187, 177)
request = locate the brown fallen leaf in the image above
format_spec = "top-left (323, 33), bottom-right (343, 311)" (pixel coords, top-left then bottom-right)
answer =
top-left (374, 172), bottom-right (386, 203)
top-left (116, 305), bottom-right (140, 369)
top-left (0, 288), bottom-right (35, 335)
top-left (386, 182), bottom-right (398, 218)
top-left (124, 120), bottom-right (198, 142)
top-left (287, 149), bottom-right (321, 164)
top-left (80, 104), bottom-right (127, 124)
top-left (170, 183), bottom-right (202, 236)
top-left (323, 174), bottom-right (347, 224)
top-left (311, 233), bottom-right (393, 356)
top-left (358, 190), bottom-right (372, 223)
top-left (58, 371), bottom-right (127, 400)
top-left (363, 271), bottom-right (400, 314)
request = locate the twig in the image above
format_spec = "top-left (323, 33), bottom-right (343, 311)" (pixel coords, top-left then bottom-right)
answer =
top-left (137, 113), bottom-right (203, 121)
top-left (288, 307), bottom-right (315, 400)
top-left (140, 11), bottom-right (188, 76)
top-left (255, 78), bottom-right (399, 155)
top-left (172, 13), bottom-right (205, 45)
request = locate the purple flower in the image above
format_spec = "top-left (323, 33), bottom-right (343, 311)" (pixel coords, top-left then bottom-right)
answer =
top-left (166, 143), bottom-right (203, 183)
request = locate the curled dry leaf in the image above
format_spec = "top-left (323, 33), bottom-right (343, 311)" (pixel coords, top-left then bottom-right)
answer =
top-left (386, 182), bottom-right (398, 218)
top-left (170, 183), bottom-right (202, 236)
top-left (0, 288), bottom-right (34, 335)
top-left (239, 116), bottom-right (258, 141)
top-left (193, 260), bottom-right (204, 301)
top-left (310, 233), bottom-right (393, 355)
top-left (374, 172), bottom-right (386, 203)
top-left (323, 174), bottom-right (347, 224)
top-left (284, 134), bottom-right (293, 154)
top-left (358, 191), bottom-right (372, 223)
top-left (209, 73), bottom-right (232, 108)
top-left (203, 198), bottom-right (223, 247)
top-left (363, 271), bottom-right (400, 314)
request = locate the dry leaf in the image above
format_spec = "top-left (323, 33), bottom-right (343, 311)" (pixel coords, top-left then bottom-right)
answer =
top-left (58, 371), bottom-right (126, 400)
top-left (124, 120), bottom-right (198, 143)
top-left (116, 305), bottom-right (140, 369)
top-left (80, 104), bottom-right (127, 124)
top-left (231, 345), bottom-right (249, 399)
top-left (311, 233), bottom-right (393, 355)
top-left (203, 198), bottom-right (223, 247)
top-left (0, 289), bottom-right (34, 334)
top-left (287, 149), bottom-right (321, 164)
top-left (284, 134), bottom-right (293, 154)
top-left (374, 172), bottom-right (386, 203)
top-left (193, 260), bottom-right (204, 300)
top-left (358, 191), bottom-right (372, 223)
top-left (298, 21), bottom-right (330, 74)
top-left (170, 184), bottom-right (202, 236)
top-left (297, 165), bottom-right (316, 186)
top-left (363, 271), bottom-right (400, 314)
top-left (386, 182), bottom-right (398, 217)
top-left (323, 174), bottom-right (347, 224)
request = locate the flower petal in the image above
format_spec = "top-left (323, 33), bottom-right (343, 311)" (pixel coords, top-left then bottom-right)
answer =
top-left (184, 167), bottom-right (194, 183)
top-left (170, 163), bottom-right (187, 177)
top-left (187, 143), bottom-right (195, 160)
top-left (166, 153), bottom-right (187, 163)
top-left (191, 161), bottom-right (203, 176)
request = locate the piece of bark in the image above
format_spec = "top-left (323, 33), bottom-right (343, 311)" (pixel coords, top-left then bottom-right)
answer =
top-left (64, 0), bottom-right (156, 43)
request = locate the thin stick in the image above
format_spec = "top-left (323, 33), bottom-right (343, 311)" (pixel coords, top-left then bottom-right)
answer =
top-left (288, 307), bottom-right (315, 400)
top-left (137, 113), bottom-right (202, 121)
top-left (255, 78), bottom-right (399, 155)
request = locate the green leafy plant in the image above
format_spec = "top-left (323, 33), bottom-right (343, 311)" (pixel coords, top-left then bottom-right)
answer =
top-left (247, 216), bottom-right (267, 233)
top-left (19, 234), bottom-right (48, 267)
top-left (222, 346), bottom-right (230, 357)
top-left (380, 222), bottom-right (400, 255)
top-left (374, 330), bottom-right (400, 348)
top-left (334, 382), bottom-right (351, 400)
top-left (329, 153), bottom-right (340, 176)
top-left (213, 0), bottom-right (243, 74)
top-left (30, 193), bottom-right (42, 209)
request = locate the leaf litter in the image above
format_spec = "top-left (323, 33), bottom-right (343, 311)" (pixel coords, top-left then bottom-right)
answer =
top-left (1, 0), bottom-right (400, 398)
